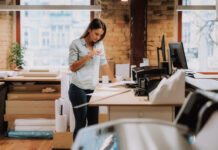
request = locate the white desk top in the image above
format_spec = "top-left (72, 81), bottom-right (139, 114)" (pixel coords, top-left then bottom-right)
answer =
top-left (89, 84), bottom-right (182, 106)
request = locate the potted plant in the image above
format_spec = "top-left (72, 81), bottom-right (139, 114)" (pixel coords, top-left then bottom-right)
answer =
top-left (8, 42), bottom-right (26, 70)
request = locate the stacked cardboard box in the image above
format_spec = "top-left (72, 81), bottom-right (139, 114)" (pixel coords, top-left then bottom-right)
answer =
top-left (4, 83), bottom-right (60, 130)
top-left (53, 132), bottom-right (73, 149)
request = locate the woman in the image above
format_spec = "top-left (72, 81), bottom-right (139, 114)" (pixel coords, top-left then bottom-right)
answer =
top-left (68, 18), bottom-right (116, 139)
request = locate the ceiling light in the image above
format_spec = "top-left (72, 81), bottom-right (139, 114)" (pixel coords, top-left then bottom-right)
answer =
top-left (0, 5), bottom-right (101, 11)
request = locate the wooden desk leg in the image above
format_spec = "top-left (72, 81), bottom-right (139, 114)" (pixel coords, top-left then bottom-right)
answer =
top-left (98, 106), bottom-right (110, 123)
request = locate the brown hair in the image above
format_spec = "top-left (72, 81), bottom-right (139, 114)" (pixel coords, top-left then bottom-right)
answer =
top-left (80, 18), bottom-right (106, 43)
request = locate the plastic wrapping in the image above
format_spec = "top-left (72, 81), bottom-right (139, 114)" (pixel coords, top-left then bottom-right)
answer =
top-left (7, 131), bottom-right (53, 139)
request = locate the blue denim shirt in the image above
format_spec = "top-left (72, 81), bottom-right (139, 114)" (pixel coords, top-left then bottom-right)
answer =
top-left (68, 38), bottom-right (107, 90)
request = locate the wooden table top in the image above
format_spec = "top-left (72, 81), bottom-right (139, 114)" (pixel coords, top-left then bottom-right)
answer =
top-left (89, 84), bottom-right (183, 106)
top-left (0, 76), bottom-right (61, 82)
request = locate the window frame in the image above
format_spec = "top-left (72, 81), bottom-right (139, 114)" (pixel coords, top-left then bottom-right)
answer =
top-left (177, 0), bottom-right (216, 41)
top-left (16, 0), bottom-right (94, 44)
top-left (177, 0), bottom-right (218, 72)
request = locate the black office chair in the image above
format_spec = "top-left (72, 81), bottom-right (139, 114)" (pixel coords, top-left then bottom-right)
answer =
top-left (174, 89), bottom-right (218, 134)
top-left (193, 102), bottom-right (218, 150)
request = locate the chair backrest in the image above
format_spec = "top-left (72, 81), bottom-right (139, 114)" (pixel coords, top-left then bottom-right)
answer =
top-left (193, 111), bottom-right (218, 150)
top-left (195, 101), bottom-right (218, 134)
top-left (175, 89), bottom-right (218, 149)
top-left (174, 90), bottom-right (212, 133)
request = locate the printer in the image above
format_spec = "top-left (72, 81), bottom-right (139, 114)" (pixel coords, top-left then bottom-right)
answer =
top-left (130, 66), bottom-right (168, 96)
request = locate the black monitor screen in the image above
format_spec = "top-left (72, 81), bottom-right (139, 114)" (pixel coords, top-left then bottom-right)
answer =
top-left (169, 42), bottom-right (188, 69)
top-left (161, 35), bottom-right (166, 61)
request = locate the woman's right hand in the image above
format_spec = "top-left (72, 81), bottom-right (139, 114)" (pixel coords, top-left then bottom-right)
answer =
top-left (88, 49), bottom-right (101, 57)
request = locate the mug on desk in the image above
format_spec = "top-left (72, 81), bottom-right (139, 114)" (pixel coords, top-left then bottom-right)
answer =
top-left (102, 75), bottom-right (109, 84)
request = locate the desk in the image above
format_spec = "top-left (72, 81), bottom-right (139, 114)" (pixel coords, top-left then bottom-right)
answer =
top-left (89, 85), bottom-right (182, 122)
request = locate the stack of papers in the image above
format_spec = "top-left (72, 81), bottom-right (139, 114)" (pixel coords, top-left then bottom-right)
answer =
top-left (149, 70), bottom-right (185, 103)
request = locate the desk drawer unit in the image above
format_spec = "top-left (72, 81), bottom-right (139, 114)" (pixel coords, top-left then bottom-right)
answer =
top-left (109, 106), bottom-right (174, 122)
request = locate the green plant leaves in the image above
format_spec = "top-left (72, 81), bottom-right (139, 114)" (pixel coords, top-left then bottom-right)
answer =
top-left (8, 42), bottom-right (26, 69)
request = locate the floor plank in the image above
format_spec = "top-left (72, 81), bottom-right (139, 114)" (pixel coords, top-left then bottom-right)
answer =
top-left (0, 137), bottom-right (53, 150)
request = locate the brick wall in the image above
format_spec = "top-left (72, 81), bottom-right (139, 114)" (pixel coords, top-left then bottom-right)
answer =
top-left (147, 0), bottom-right (175, 66)
top-left (96, 0), bottom-right (130, 64)
top-left (98, 0), bottom-right (176, 65)
top-left (0, 0), bottom-right (13, 70)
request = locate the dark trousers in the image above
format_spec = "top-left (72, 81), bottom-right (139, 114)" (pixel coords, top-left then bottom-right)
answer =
top-left (68, 84), bottom-right (99, 140)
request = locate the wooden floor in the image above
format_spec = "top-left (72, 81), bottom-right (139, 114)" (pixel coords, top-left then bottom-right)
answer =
top-left (0, 137), bottom-right (53, 150)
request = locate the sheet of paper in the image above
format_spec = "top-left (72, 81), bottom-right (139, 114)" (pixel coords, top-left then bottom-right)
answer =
top-left (87, 91), bottom-right (120, 97)
top-left (149, 70), bottom-right (185, 103)
top-left (104, 81), bottom-right (136, 88)
top-left (98, 86), bottom-right (124, 91)
top-left (115, 64), bottom-right (130, 78)
top-left (194, 73), bottom-right (218, 79)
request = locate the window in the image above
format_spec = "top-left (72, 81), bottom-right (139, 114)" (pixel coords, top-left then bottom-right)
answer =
top-left (182, 23), bottom-right (191, 44)
top-left (20, 0), bottom-right (91, 69)
top-left (180, 0), bottom-right (218, 72)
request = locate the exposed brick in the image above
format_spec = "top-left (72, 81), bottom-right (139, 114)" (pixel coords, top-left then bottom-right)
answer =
top-left (0, 0), bottom-right (13, 70)
top-left (147, 0), bottom-right (175, 65)
top-left (99, 0), bottom-right (130, 64)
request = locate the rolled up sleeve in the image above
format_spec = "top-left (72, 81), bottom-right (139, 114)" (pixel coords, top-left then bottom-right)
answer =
top-left (69, 41), bottom-right (79, 66)
top-left (99, 42), bottom-right (107, 66)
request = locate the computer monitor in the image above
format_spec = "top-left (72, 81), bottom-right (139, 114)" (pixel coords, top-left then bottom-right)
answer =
top-left (161, 35), bottom-right (166, 61)
top-left (157, 35), bottom-right (166, 67)
top-left (168, 42), bottom-right (188, 69)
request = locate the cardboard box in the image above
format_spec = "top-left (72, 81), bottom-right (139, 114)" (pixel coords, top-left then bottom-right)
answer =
top-left (6, 100), bottom-right (55, 108)
top-left (9, 84), bottom-right (60, 92)
top-left (99, 113), bottom-right (108, 123)
top-left (7, 92), bottom-right (60, 100)
top-left (4, 114), bottom-right (55, 121)
top-left (6, 107), bottom-right (55, 115)
top-left (53, 132), bottom-right (73, 149)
